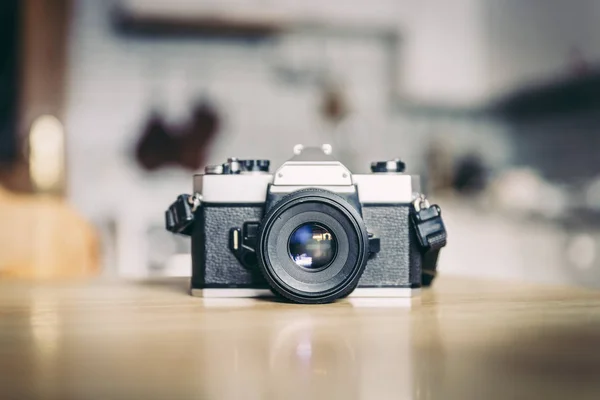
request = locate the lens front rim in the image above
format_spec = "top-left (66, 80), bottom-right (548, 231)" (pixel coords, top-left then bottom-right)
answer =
top-left (257, 189), bottom-right (370, 304)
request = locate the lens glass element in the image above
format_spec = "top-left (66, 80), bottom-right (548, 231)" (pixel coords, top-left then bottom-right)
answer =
top-left (288, 223), bottom-right (338, 270)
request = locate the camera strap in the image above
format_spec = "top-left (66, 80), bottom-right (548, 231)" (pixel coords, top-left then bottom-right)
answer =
top-left (165, 193), bottom-right (201, 236)
top-left (411, 195), bottom-right (447, 287)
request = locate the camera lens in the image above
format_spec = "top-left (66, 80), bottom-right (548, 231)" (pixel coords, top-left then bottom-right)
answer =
top-left (288, 223), bottom-right (338, 270)
top-left (257, 189), bottom-right (370, 304)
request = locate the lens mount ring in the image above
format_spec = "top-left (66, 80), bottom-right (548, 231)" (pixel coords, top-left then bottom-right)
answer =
top-left (257, 189), bottom-right (370, 304)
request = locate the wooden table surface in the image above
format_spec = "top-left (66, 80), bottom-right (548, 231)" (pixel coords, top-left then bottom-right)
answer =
top-left (1, 277), bottom-right (600, 400)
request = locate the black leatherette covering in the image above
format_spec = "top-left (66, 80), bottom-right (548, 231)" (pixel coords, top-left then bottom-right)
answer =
top-left (192, 205), bottom-right (266, 288)
top-left (359, 205), bottom-right (421, 287)
top-left (192, 203), bottom-right (421, 289)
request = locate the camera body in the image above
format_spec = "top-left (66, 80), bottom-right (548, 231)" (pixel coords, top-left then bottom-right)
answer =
top-left (185, 145), bottom-right (428, 303)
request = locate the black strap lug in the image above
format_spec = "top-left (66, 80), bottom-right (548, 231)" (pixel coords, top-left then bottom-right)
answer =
top-left (165, 194), bottom-right (196, 236)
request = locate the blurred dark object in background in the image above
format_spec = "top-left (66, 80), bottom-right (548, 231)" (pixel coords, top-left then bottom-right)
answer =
top-left (425, 139), bottom-right (454, 195)
top-left (135, 101), bottom-right (221, 171)
top-left (135, 112), bottom-right (170, 170)
top-left (494, 72), bottom-right (600, 122)
top-left (0, 0), bottom-right (19, 166)
top-left (1, 0), bottom-right (71, 194)
top-left (0, 0), bottom-right (34, 194)
top-left (568, 46), bottom-right (591, 77)
top-left (453, 154), bottom-right (488, 195)
top-left (320, 83), bottom-right (349, 124)
top-left (492, 71), bottom-right (600, 184)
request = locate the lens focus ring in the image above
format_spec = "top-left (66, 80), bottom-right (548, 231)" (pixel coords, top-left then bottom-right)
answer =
top-left (257, 189), bottom-right (370, 304)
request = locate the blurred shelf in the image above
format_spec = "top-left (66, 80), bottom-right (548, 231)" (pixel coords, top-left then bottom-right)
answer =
top-left (113, 7), bottom-right (399, 41)
top-left (113, 12), bottom-right (285, 40)
top-left (393, 99), bottom-right (488, 119)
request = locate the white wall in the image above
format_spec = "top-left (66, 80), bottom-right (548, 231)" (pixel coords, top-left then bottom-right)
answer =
top-left (398, 0), bottom-right (490, 107)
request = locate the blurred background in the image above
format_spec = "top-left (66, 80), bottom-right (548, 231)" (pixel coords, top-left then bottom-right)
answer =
top-left (1, 0), bottom-right (600, 286)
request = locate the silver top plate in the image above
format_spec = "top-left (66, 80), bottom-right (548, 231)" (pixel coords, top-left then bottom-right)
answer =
top-left (193, 172), bottom-right (416, 204)
top-left (194, 174), bottom-right (274, 203)
top-left (194, 145), bottom-right (418, 204)
top-left (353, 174), bottom-right (417, 204)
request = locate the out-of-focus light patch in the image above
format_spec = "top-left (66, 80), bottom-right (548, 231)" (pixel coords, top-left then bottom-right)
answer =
top-left (269, 318), bottom-right (315, 370)
top-left (585, 178), bottom-right (600, 210)
top-left (296, 339), bottom-right (313, 363)
top-left (29, 115), bottom-right (65, 192)
top-left (491, 168), bottom-right (568, 218)
top-left (29, 295), bottom-right (60, 395)
top-left (567, 234), bottom-right (596, 270)
top-left (347, 297), bottom-right (416, 308)
top-left (30, 296), bottom-right (59, 358)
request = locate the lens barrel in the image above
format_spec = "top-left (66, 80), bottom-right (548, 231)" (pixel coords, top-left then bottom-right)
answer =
top-left (257, 189), bottom-right (370, 304)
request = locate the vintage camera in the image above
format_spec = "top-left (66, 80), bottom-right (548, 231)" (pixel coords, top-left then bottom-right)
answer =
top-left (165, 145), bottom-right (447, 304)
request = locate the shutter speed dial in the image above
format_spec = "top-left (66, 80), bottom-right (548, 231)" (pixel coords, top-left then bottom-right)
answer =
top-left (205, 159), bottom-right (270, 174)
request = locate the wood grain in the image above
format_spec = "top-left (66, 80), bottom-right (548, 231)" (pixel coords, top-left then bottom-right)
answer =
top-left (0, 277), bottom-right (599, 400)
